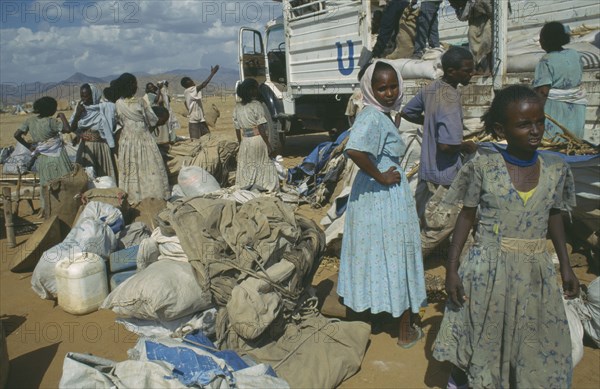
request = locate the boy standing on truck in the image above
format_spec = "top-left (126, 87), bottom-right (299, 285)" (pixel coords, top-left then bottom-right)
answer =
top-left (400, 46), bottom-right (477, 258)
top-left (181, 65), bottom-right (219, 139)
top-left (449, 0), bottom-right (493, 74)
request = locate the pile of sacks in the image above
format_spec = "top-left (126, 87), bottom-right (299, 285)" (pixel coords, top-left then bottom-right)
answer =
top-left (99, 193), bottom-right (370, 388)
top-left (165, 135), bottom-right (238, 187)
top-left (60, 333), bottom-right (290, 388)
top-left (21, 156), bottom-right (370, 387)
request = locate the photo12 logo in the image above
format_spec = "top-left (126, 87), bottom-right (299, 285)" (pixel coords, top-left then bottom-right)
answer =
top-left (199, 1), bottom-right (282, 24)
top-left (1, 1), bottom-right (140, 24)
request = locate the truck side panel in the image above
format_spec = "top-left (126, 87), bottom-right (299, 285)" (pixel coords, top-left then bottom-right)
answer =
top-left (285, 0), bottom-right (367, 96)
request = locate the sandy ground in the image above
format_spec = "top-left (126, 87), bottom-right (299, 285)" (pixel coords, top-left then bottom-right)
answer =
top-left (1, 96), bottom-right (599, 388)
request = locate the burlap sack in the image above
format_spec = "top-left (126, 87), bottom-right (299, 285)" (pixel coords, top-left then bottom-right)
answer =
top-left (43, 163), bottom-right (88, 232)
top-left (82, 188), bottom-right (128, 209)
top-left (10, 215), bottom-right (62, 272)
top-left (189, 136), bottom-right (238, 187)
top-left (130, 197), bottom-right (167, 230)
top-left (386, 5), bottom-right (420, 60)
top-left (204, 103), bottom-right (221, 129)
top-left (165, 140), bottom-right (203, 184)
top-left (77, 187), bottom-right (129, 224)
top-left (100, 260), bottom-right (213, 321)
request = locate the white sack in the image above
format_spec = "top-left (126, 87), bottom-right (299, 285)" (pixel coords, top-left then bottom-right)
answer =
top-left (101, 260), bottom-right (213, 321)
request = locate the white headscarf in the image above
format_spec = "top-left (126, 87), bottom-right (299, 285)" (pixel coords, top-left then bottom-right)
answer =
top-left (360, 59), bottom-right (404, 113)
top-left (70, 83), bottom-right (117, 147)
top-left (89, 84), bottom-right (102, 104)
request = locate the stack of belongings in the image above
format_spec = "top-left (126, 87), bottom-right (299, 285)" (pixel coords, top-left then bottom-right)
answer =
top-left (28, 175), bottom-right (151, 305)
top-left (384, 3), bottom-right (445, 79)
top-left (164, 134), bottom-right (238, 187)
top-left (506, 24), bottom-right (599, 73)
top-left (96, 190), bottom-right (370, 388)
top-left (168, 195), bottom-right (370, 388)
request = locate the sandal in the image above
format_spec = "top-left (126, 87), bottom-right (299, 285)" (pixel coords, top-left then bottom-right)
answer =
top-left (397, 325), bottom-right (424, 349)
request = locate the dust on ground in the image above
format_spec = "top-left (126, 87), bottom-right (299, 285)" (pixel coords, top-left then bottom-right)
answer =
top-left (0, 96), bottom-right (598, 388)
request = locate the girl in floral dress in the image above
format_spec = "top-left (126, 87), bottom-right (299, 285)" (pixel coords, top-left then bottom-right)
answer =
top-left (433, 85), bottom-right (579, 388)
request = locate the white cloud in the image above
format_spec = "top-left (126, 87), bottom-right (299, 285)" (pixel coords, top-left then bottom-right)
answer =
top-left (0, 0), bottom-right (282, 83)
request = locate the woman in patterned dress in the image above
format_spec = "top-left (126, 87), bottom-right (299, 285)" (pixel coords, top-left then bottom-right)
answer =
top-left (112, 73), bottom-right (170, 203)
top-left (337, 60), bottom-right (426, 347)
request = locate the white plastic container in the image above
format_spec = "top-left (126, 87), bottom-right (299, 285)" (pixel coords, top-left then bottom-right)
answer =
top-left (55, 252), bottom-right (109, 315)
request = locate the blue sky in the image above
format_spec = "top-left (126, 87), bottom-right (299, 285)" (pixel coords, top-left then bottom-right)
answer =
top-left (0, 0), bottom-right (283, 83)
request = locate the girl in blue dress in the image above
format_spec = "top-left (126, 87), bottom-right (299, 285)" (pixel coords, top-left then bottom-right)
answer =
top-left (337, 60), bottom-right (426, 347)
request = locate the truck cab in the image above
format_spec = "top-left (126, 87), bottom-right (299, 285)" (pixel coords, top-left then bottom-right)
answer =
top-left (238, 0), bottom-right (370, 146)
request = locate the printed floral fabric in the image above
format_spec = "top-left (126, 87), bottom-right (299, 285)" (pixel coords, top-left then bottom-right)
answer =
top-left (433, 153), bottom-right (576, 388)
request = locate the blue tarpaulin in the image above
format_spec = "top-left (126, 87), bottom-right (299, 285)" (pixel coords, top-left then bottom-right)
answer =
top-left (141, 332), bottom-right (278, 387)
top-left (287, 130), bottom-right (350, 195)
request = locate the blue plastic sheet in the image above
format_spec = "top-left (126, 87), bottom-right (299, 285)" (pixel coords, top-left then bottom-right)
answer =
top-left (287, 130), bottom-right (350, 194)
top-left (144, 340), bottom-right (234, 387)
top-left (142, 332), bottom-right (279, 387)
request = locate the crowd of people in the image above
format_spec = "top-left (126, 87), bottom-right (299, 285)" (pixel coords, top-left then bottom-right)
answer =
top-left (10, 7), bottom-right (589, 386)
top-left (13, 65), bottom-right (285, 214)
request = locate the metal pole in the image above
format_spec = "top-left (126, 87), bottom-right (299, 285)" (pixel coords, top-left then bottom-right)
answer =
top-left (493, 0), bottom-right (509, 90)
top-left (3, 187), bottom-right (16, 248)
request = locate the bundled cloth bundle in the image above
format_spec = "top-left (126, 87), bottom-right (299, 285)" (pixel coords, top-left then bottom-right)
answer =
top-left (168, 196), bottom-right (324, 307)
top-left (165, 135), bottom-right (238, 187)
top-left (165, 195), bottom-right (368, 388)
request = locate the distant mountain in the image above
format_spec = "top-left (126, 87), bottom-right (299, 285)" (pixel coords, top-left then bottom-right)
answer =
top-left (0, 67), bottom-right (241, 105)
top-left (62, 72), bottom-right (107, 85)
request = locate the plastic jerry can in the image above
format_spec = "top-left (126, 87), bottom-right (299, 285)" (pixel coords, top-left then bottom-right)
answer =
top-left (55, 252), bottom-right (109, 315)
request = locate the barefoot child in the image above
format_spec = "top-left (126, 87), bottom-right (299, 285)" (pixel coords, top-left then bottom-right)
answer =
top-left (433, 85), bottom-right (579, 388)
top-left (337, 60), bottom-right (426, 347)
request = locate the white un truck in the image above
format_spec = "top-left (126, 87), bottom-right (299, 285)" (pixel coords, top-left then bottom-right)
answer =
top-left (238, 0), bottom-right (599, 148)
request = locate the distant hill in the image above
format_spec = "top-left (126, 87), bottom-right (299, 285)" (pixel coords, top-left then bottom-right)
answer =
top-left (0, 67), bottom-right (240, 105)
top-left (63, 72), bottom-right (107, 85)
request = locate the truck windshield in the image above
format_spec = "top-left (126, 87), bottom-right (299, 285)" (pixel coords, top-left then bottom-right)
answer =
top-left (267, 25), bottom-right (285, 53)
